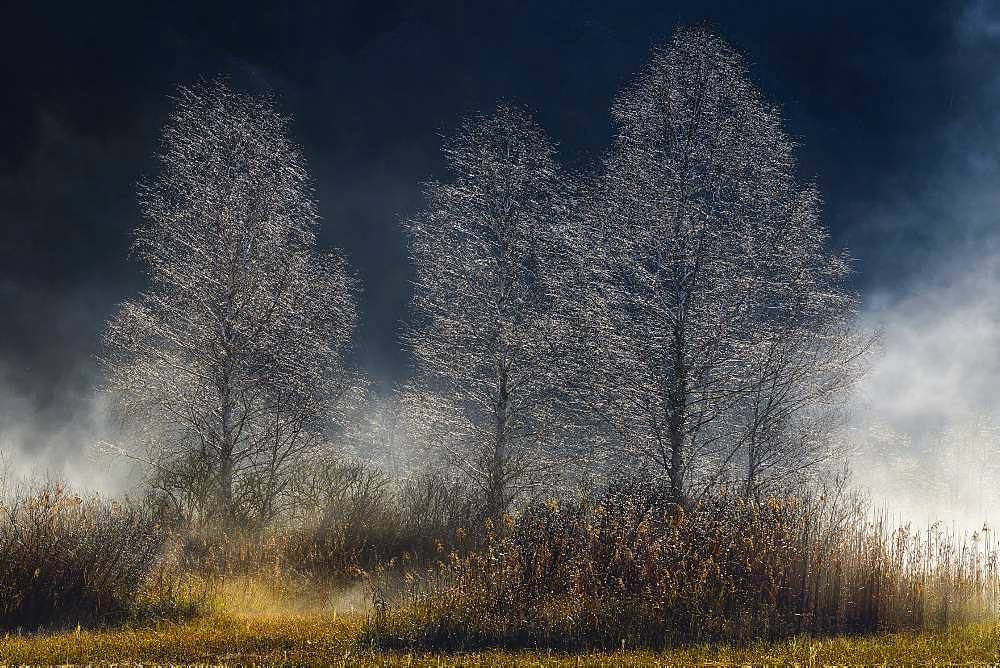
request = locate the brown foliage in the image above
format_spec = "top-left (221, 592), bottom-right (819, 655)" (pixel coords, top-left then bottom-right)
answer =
top-left (0, 482), bottom-right (165, 631)
top-left (364, 482), bottom-right (1000, 650)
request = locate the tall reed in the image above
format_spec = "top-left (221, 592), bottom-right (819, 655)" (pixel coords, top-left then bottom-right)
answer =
top-left (362, 484), bottom-right (1000, 650)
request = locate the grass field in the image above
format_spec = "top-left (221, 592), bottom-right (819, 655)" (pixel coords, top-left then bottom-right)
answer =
top-left (5, 484), bottom-right (1000, 665)
top-left (4, 614), bottom-right (1000, 666)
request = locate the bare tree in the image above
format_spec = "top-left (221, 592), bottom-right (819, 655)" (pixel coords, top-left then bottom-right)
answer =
top-left (588, 27), bottom-right (867, 504)
top-left (729, 306), bottom-right (872, 498)
top-left (101, 81), bottom-right (358, 528)
top-left (405, 106), bottom-right (581, 518)
top-left (694, 182), bottom-right (873, 498)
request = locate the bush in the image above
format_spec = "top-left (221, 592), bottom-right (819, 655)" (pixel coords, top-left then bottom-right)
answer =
top-left (362, 482), bottom-right (1000, 650)
top-left (281, 457), bottom-right (481, 573)
top-left (0, 481), bottom-right (166, 631)
top-left (170, 467), bottom-right (481, 585)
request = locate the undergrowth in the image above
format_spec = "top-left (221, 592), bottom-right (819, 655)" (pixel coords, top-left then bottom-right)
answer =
top-left (3, 471), bottom-right (999, 657)
top-left (362, 483), bottom-right (1000, 651)
top-left (0, 482), bottom-right (172, 632)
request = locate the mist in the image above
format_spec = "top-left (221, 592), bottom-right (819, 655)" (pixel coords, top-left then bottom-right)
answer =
top-left (0, 360), bottom-right (138, 494)
top-left (851, 260), bottom-right (1000, 529)
top-left (837, 0), bottom-right (1000, 530)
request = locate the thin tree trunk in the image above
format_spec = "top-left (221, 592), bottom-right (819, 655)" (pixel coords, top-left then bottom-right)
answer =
top-left (219, 368), bottom-right (236, 527)
top-left (487, 373), bottom-right (510, 520)
top-left (668, 326), bottom-right (687, 507)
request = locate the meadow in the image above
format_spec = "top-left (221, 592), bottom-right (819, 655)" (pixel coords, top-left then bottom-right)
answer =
top-left (2, 14), bottom-right (992, 667)
top-left (5, 613), bottom-right (1000, 665)
top-left (3, 473), bottom-right (1000, 665)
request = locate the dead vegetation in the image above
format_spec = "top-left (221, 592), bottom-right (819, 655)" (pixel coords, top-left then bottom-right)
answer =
top-left (363, 482), bottom-right (1000, 650)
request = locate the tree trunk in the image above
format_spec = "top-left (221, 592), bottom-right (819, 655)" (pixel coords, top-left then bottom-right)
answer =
top-left (218, 368), bottom-right (236, 527)
top-left (667, 411), bottom-right (685, 506)
top-left (219, 449), bottom-right (234, 525)
top-left (487, 375), bottom-right (510, 520)
top-left (745, 437), bottom-right (757, 500)
top-left (668, 326), bottom-right (687, 507)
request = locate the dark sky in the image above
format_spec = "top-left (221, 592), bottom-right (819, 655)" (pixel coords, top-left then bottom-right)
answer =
top-left (2, 1), bottom-right (998, 437)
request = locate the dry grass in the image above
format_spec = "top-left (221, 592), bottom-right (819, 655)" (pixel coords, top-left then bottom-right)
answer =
top-left (4, 612), bottom-right (1000, 665)
top-left (0, 612), bottom-right (356, 665)
top-left (363, 488), bottom-right (1000, 651)
top-left (4, 476), bottom-right (1000, 664)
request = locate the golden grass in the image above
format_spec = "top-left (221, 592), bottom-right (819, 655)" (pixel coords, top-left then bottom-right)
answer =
top-left (361, 495), bottom-right (1000, 651)
top-left (0, 613), bottom-right (354, 665)
top-left (4, 613), bottom-right (1000, 666)
top-left (5, 487), bottom-right (1000, 665)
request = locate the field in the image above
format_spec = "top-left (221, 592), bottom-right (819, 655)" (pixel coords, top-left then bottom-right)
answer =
top-left (5, 482), bottom-right (1000, 666)
top-left (5, 613), bottom-right (1000, 666)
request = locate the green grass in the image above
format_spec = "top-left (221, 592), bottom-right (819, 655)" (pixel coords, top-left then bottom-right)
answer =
top-left (4, 614), bottom-right (1000, 666)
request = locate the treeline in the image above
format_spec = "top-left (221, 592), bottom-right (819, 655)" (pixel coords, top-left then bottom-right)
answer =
top-left (99, 26), bottom-right (871, 531)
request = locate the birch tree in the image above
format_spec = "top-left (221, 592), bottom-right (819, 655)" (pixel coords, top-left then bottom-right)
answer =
top-left (405, 106), bottom-right (579, 517)
top-left (729, 304), bottom-right (869, 498)
top-left (591, 27), bottom-right (866, 503)
top-left (101, 81), bottom-right (358, 528)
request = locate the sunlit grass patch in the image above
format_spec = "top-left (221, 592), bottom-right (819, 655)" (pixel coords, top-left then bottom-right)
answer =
top-left (0, 612), bottom-right (358, 665)
top-left (4, 616), bottom-right (1000, 666)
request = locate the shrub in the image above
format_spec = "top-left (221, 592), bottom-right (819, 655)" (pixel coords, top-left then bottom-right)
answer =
top-left (281, 458), bottom-right (481, 574)
top-left (0, 481), bottom-right (167, 631)
top-left (167, 466), bottom-right (480, 587)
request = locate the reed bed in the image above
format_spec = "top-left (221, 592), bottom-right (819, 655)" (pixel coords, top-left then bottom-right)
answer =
top-left (3, 471), bottom-right (998, 652)
top-left (362, 485), bottom-right (1000, 650)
